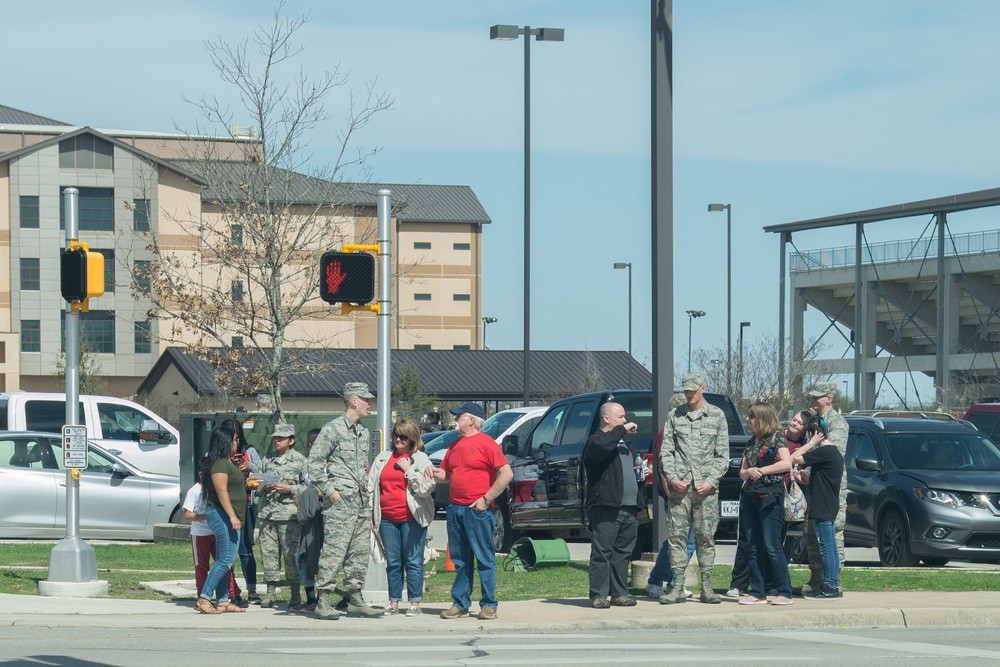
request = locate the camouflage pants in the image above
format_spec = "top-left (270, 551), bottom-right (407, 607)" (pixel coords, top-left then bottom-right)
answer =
top-left (258, 518), bottom-right (302, 584)
top-left (804, 482), bottom-right (847, 575)
top-left (667, 486), bottom-right (719, 580)
top-left (315, 494), bottom-right (371, 595)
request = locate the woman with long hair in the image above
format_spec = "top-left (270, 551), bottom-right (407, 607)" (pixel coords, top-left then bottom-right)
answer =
top-left (220, 417), bottom-right (260, 606)
top-left (737, 402), bottom-right (794, 606)
top-left (195, 425), bottom-right (247, 614)
top-left (368, 417), bottom-right (436, 616)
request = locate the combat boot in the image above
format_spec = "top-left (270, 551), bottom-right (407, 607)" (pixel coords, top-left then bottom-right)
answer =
top-left (347, 593), bottom-right (384, 618)
top-left (699, 569), bottom-right (721, 604)
top-left (314, 591), bottom-right (340, 620)
top-left (657, 571), bottom-right (688, 605)
top-left (260, 583), bottom-right (277, 608)
top-left (801, 570), bottom-right (823, 596)
top-left (288, 584), bottom-right (302, 609)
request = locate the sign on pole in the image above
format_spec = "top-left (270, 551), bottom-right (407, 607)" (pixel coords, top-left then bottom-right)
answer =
top-left (62, 425), bottom-right (88, 470)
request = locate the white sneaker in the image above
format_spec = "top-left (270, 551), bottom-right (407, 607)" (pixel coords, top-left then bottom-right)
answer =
top-left (405, 606), bottom-right (422, 617)
top-left (684, 588), bottom-right (693, 599)
top-left (645, 583), bottom-right (663, 598)
top-left (725, 587), bottom-right (741, 598)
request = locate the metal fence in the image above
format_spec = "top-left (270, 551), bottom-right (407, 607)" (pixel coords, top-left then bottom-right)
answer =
top-left (790, 229), bottom-right (1000, 271)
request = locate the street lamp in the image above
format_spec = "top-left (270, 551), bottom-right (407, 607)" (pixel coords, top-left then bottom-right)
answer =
top-left (614, 262), bottom-right (633, 386)
top-left (739, 321), bottom-right (751, 398)
top-left (843, 380), bottom-right (850, 407)
top-left (708, 203), bottom-right (732, 394)
top-left (491, 23), bottom-right (565, 404)
top-left (482, 316), bottom-right (498, 349)
top-left (685, 310), bottom-right (706, 373)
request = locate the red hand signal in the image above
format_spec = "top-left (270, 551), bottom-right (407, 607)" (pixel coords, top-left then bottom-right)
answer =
top-left (325, 260), bottom-right (347, 293)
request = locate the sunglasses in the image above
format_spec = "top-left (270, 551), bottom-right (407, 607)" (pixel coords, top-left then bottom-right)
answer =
top-left (392, 433), bottom-right (411, 442)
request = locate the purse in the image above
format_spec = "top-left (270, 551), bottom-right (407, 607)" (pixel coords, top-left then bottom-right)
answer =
top-left (784, 477), bottom-right (808, 522)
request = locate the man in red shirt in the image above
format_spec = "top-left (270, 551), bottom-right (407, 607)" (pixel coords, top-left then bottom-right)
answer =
top-left (431, 401), bottom-right (513, 620)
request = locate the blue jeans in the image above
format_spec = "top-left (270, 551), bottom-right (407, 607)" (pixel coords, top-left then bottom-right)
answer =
top-left (238, 502), bottom-right (257, 591)
top-left (648, 501), bottom-right (696, 587)
top-left (380, 518), bottom-right (427, 602)
top-left (201, 505), bottom-right (239, 602)
top-left (446, 504), bottom-right (497, 611)
top-left (742, 493), bottom-right (792, 599)
top-left (813, 517), bottom-right (839, 588)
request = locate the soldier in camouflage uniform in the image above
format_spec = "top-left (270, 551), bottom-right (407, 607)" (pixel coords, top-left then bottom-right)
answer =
top-left (257, 422), bottom-right (308, 609)
top-left (659, 373), bottom-right (729, 604)
top-left (307, 382), bottom-right (383, 620)
top-left (799, 381), bottom-right (849, 595)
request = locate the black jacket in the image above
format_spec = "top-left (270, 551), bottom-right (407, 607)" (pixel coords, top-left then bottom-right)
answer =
top-left (582, 425), bottom-right (646, 512)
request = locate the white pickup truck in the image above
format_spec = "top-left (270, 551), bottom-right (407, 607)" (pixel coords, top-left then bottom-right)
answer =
top-left (0, 392), bottom-right (179, 476)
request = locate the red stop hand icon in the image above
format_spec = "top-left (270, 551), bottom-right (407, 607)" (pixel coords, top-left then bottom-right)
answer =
top-left (325, 260), bottom-right (347, 293)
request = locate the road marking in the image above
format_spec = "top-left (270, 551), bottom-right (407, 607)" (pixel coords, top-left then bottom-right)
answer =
top-left (762, 631), bottom-right (1000, 659)
top-left (350, 657), bottom-right (808, 666)
top-left (199, 633), bottom-right (607, 643)
top-left (273, 643), bottom-right (700, 654)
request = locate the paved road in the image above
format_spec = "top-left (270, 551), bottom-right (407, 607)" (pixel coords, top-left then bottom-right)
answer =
top-left (4, 626), bottom-right (999, 665)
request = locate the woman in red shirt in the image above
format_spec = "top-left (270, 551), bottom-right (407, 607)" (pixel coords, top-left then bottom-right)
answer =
top-left (368, 418), bottom-right (436, 616)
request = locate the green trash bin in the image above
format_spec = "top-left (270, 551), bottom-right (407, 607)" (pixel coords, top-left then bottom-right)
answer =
top-left (510, 537), bottom-right (570, 572)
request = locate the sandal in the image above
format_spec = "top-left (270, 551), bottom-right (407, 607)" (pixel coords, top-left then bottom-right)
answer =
top-left (217, 601), bottom-right (246, 613)
top-left (195, 598), bottom-right (222, 615)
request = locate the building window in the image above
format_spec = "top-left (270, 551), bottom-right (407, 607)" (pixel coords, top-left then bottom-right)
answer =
top-left (453, 242), bottom-right (471, 251)
top-left (95, 249), bottom-right (115, 293)
top-left (413, 242), bottom-right (431, 250)
top-left (134, 321), bottom-right (151, 354)
top-left (231, 224), bottom-right (243, 245)
top-left (60, 187), bottom-right (114, 231)
top-left (21, 320), bottom-right (41, 353)
top-left (414, 293), bottom-right (432, 301)
top-left (132, 260), bottom-right (152, 294)
top-left (19, 196), bottom-right (40, 229)
top-left (133, 199), bottom-right (150, 232)
top-left (453, 345), bottom-right (471, 350)
top-left (453, 294), bottom-right (471, 302)
top-left (231, 281), bottom-right (244, 302)
top-left (81, 311), bottom-right (115, 354)
top-left (414, 344), bottom-right (431, 350)
top-left (20, 258), bottom-right (40, 291)
top-left (231, 336), bottom-right (244, 348)
top-left (58, 134), bottom-right (114, 170)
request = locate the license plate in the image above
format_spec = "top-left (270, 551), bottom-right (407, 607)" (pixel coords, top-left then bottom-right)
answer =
top-left (720, 500), bottom-right (740, 517)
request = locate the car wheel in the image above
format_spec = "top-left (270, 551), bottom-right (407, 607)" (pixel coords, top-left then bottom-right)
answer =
top-left (921, 557), bottom-right (950, 567)
top-left (783, 531), bottom-right (807, 564)
top-left (877, 509), bottom-right (919, 567)
top-left (492, 499), bottom-right (514, 554)
top-left (169, 506), bottom-right (185, 524)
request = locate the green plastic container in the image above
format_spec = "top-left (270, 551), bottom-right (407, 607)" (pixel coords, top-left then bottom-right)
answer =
top-left (510, 537), bottom-right (570, 571)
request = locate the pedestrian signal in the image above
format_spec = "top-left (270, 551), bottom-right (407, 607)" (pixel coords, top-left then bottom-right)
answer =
top-left (319, 251), bottom-right (375, 305)
top-left (60, 244), bottom-right (105, 302)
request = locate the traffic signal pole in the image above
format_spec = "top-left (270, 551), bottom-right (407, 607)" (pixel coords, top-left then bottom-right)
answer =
top-left (40, 187), bottom-right (108, 597)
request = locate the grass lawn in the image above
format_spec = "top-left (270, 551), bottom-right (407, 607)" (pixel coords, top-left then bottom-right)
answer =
top-left (2, 542), bottom-right (999, 600)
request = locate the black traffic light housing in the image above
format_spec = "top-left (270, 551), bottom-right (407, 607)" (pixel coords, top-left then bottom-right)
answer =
top-left (319, 251), bottom-right (375, 305)
top-left (60, 243), bottom-right (105, 303)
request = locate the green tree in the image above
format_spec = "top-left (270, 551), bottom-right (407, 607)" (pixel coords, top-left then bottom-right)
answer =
top-left (392, 363), bottom-right (439, 424)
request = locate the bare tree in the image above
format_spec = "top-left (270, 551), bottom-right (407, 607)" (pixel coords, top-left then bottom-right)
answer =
top-left (136, 5), bottom-right (392, 420)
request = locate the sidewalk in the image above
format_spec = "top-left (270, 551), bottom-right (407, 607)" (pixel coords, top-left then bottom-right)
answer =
top-left (2, 585), bottom-right (999, 632)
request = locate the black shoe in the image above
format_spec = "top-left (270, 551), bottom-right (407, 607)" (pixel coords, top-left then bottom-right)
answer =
top-left (334, 596), bottom-right (349, 611)
top-left (232, 596), bottom-right (249, 609)
top-left (805, 583), bottom-right (841, 600)
top-left (246, 592), bottom-right (262, 605)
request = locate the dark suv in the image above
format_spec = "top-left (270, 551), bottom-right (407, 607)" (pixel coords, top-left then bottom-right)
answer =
top-left (844, 413), bottom-right (1000, 566)
top-left (500, 389), bottom-right (747, 554)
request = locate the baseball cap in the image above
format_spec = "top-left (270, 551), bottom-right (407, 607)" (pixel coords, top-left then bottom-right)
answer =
top-left (448, 401), bottom-right (486, 420)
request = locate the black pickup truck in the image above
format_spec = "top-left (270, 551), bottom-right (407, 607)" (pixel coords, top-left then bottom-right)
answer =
top-left (498, 389), bottom-right (749, 554)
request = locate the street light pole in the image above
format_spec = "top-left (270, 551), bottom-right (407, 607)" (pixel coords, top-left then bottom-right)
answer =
top-left (685, 310), bottom-right (706, 373)
top-left (613, 262), bottom-right (633, 386)
top-left (739, 321), bottom-right (751, 399)
top-left (491, 24), bottom-right (565, 405)
top-left (482, 316), bottom-right (497, 349)
top-left (708, 203), bottom-right (732, 394)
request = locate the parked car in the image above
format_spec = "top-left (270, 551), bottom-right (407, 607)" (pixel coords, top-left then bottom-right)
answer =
top-left (0, 393), bottom-right (178, 476)
top-left (428, 406), bottom-right (548, 513)
top-left (962, 403), bottom-right (1000, 443)
top-left (841, 412), bottom-right (1000, 566)
top-left (421, 430), bottom-right (449, 444)
top-left (502, 390), bottom-right (747, 554)
top-left (0, 431), bottom-right (182, 540)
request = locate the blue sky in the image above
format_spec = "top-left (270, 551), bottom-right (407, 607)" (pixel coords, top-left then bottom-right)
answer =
top-left (8, 1), bottom-right (1000, 401)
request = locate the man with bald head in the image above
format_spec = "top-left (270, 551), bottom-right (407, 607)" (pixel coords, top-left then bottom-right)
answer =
top-left (583, 401), bottom-right (644, 609)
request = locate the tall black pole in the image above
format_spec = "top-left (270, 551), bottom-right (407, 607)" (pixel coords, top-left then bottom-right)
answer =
top-left (523, 28), bottom-right (531, 404)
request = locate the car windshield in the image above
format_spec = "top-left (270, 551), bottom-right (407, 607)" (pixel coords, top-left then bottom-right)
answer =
top-left (481, 411), bottom-right (524, 439)
top-left (885, 432), bottom-right (1000, 471)
top-left (424, 430), bottom-right (460, 456)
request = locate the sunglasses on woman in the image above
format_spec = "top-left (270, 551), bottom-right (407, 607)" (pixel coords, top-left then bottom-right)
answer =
top-left (392, 433), bottom-right (410, 443)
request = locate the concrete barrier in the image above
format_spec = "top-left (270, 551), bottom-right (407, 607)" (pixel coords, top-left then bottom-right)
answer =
top-left (153, 523), bottom-right (190, 543)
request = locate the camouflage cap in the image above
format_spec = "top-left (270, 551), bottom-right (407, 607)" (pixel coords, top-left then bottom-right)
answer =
top-left (669, 392), bottom-right (687, 409)
top-left (681, 373), bottom-right (705, 391)
top-left (270, 423), bottom-right (295, 438)
top-left (343, 382), bottom-right (375, 399)
top-left (807, 381), bottom-right (838, 397)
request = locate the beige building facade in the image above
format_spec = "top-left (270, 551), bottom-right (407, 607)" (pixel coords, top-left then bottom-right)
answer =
top-left (0, 105), bottom-right (490, 395)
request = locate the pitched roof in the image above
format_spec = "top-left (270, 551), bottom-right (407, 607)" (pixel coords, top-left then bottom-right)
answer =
top-left (0, 104), bottom-right (71, 127)
top-left (377, 184), bottom-right (491, 224)
top-left (138, 347), bottom-right (651, 400)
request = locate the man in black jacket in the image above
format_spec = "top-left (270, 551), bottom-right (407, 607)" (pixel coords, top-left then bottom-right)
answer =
top-left (583, 402), bottom-right (644, 609)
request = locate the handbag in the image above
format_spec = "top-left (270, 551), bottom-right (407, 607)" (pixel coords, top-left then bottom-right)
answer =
top-left (784, 477), bottom-right (808, 522)
top-left (370, 521), bottom-right (386, 564)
